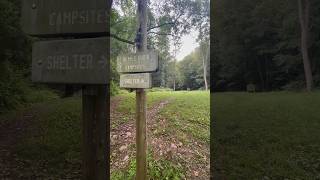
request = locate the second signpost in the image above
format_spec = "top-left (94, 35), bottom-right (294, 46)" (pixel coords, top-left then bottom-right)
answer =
top-left (117, 0), bottom-right (158, 179)
top-left (117, 50), bottom-right (158, 180)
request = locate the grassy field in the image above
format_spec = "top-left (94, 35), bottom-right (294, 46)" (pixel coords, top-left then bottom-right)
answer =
top-left (116, 91), bottom-right (210, 141)
top-left (0, 90), bottom-right (210, 179)
top-left (213, 91), bottom-right (320, 179)
top-left (2, 90), bottom-right (319, 179)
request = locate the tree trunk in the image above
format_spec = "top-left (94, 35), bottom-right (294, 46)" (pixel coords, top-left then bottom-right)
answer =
top-left (202, 51), bottom-right (208, 91)
top-left (256, 58), bottom-right (265, 91)
top-left (264, 56), bottom-right (269, 91)
top-left (173, 59), bottom-right (176, 91)
top-left (201, 42), bottom-right (209, 91)
top-left (298, 0), bottom-right (313, 91)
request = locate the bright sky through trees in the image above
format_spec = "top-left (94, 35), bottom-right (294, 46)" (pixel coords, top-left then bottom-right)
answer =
top-left (170, 29), bottom-right (199, 61)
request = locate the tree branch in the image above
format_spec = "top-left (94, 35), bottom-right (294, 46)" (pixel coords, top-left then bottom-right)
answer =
top-left (108, 0), bottom-right (113, 10)
top-left (148, 31), bottom-right (174, 36)
top-left (111, 19), bottom-right (127, 27)
top-left (107, 32), bottom-right (135, 45)
top-left (147, 22), bottom-right (175, 31)
top-left (147, 13), bottom-right (183, 31)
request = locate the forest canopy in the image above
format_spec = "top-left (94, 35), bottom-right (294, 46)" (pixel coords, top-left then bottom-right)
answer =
top-left (212, 0), bottom-right (320, 92)
top-left (110, 0), bottom-right (210, 91)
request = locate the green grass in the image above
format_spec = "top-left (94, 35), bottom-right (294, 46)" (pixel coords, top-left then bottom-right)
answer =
top-left (114, 91), bottom-right (175, 127)
top-left (116, 91), bottom-right (176, 117)
top-left (24, 88), bottom-right (59, 104)
top-left (114, 91), bottom-right (210, 178)
top-left (5, 90), bottom-right (320, 178)
top-left (158, 91), bottom-right (210, 143)
top-left (111, 154), bottom-right (184, 180)
top-left (0, 88), bottom-right (59, 129)
top-left (15, 97), bottom-right (82, 177)
top-left (213, 91), bottom-right (320, 179)
top-left (116, 91), bottom-right (210, 142)
top-left (5, 90), bottom-right (209, 178)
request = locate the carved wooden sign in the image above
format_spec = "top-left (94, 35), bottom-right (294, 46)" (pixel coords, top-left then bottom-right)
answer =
top-left (117, 51), bottom-right (158, 88)
top-left (117, 51), bottom-right (158, 73)
top-left (120, 73), bottom-right (152, 89)
top-left (32, 37), bottom-right (108, 84)
top-left (21, 0), bottom-right (108, 36)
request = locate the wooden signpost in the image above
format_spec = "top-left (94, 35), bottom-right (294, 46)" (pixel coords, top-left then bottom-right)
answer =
top-left (120, 73), bottom-right (152, 89)
top-left (21, 0), bottom-right (108, 36)
top-left (21, 0), bottom-right (109, 179)
top-left (117, 51), bottom-right (158, 73)
top-left (32, 37), bottom-right (108, 84)
top-left (118, 51), bottom-right (157, 89)
top-left (117, 51), bottom-right (158, 179)
top-left (116, 1), bottom-right (156, 179)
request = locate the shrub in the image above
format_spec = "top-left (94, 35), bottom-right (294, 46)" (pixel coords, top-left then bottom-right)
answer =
top-left (281, 81), bottom-right (305, 91)
top-left (110, 80), bottom-right (120, 96)
top-left (147, 87), bottom-right (173, 92)
top-left (0, 61), bottom-right (29, 113)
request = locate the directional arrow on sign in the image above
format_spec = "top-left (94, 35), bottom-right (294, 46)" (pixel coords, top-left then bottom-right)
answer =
top-left (37, 59), bottom-right (43, 66)
top-left (98, 55), bottom-right (107, 68)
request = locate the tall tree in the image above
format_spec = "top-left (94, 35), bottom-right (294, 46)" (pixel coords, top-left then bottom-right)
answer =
top-left (194, 0), bottom-right (210, 90)
top-left (298, 0), bottom-right (313, 91)
top-left (200, 40), bottom-right (209, 91)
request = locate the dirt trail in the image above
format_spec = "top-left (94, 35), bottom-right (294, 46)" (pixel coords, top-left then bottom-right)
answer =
top-left (1, 96), bottom-right (209, 179)
top-left (110, 99), bottom-right (172, 171)
top-left (110, 98), bottom-right (209, 179)
top-left (0, 108), bottom-right (35, 179)
top-left (147, 101), bottom-right (210, 180)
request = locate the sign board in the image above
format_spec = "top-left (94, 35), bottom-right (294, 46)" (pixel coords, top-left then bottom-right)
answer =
top-left (21, 0), bottom-right (108, 36)
top-left (117, 51), bottom-right (158, 73)
top-left (32, 37), bottom-right (108, 84)
top-left (120, 73), bottom-right (152, 89)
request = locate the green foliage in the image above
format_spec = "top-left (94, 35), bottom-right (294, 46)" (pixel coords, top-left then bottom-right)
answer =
top-left (281, 80), bottom-right (306, 91)
top-left (212, 0), bottom-right (320, 91)
top-left (213, 92), bottom-right (320, 178)
top-left (147, 87), bottom-right (173, 92)
top-left (0, 0), bottom-right (32, 111)
top-left (0, 61), bottom-right (58, 113)
top-left (111, 155), bottom-right (184, 180)
top-left (0, 61), bottom-right (29, 112)
top-left (177, 47), bottom-right (208, 90)
top-left (111, 159), bottom-right (136, 180)
top-left (110, 0), bottom-right (209, 90)
top-left (110, 80), bottom-right (120, 96)
top-left (147, 156), bottom-right (184, 180)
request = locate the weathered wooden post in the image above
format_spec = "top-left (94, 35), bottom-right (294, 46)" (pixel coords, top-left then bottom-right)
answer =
top-left (117, 50), bottom-right (158, 179)
top-left (136, 0), bottom-right (148, 179)
top-left (116, 0), bottom-right (158, 178)
top-left (21, 0), bottom-right (110, 179)
top-left (82, 85), bottom-right (108, 179)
